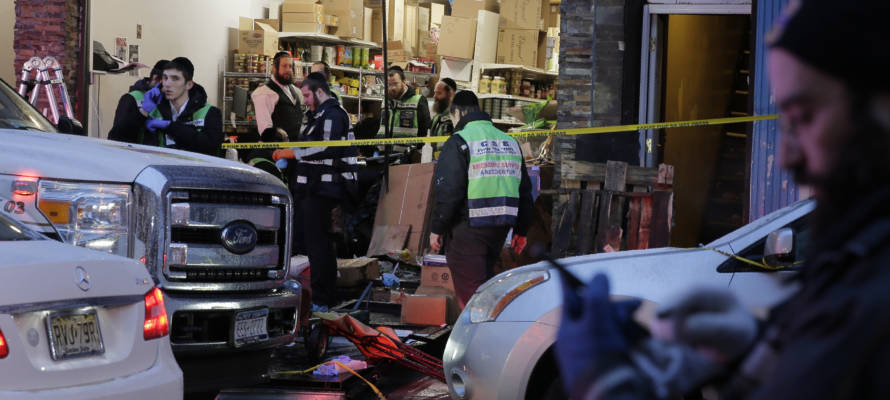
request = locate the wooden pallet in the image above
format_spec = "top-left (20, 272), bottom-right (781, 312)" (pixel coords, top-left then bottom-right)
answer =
top-left (546, 160), bottom-right (674, 257)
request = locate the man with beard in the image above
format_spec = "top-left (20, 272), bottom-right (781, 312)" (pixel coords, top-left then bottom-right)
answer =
top-left (107, 59), bottom-right (168, 143)
top-left (252, 51), bottom-right (304, 141)
top-left (553, 1), bottom-right (890, 399)
top-left (139, 57), bottom-right (223, 156)
top-left (375, 65), bottom-right (430, 139)
top-left (430, 77), bottom-right (456, 137)
top-left (272, 72), bottom-right (358, 311)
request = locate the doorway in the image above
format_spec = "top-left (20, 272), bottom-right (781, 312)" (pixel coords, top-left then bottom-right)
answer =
top-left (638, 4), bottom-right (751, 246)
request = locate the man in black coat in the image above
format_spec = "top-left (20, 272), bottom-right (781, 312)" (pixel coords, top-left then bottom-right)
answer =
top-left (138, 57), bottom-right (223, 156)
top-left (273, 72), bottom-right (359, 311)
top-left (554, 1), bottom-right (890, 399)
top-left (107, 59), bottom-right (168, 143)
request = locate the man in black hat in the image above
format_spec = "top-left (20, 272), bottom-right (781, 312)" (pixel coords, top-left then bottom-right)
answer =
top-left (107, 59), bottom-right (169, 143)
top-left (554, 1), bottom-right (890, 399)
top-left (252, 51), bottom-right (304, 142)
top-left (139, 57), bottom-right (223, 156)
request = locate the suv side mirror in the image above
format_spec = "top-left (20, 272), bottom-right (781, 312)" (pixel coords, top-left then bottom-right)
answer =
top-left (56, 116), bottom-right (85, 136)
top-left (764, 228), bottom-right (795, 267)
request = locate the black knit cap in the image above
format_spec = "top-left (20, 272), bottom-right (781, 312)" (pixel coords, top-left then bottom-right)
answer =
top-left (770, 0), bottom-right (890, 93)
top-left (452, 90), bottom-right (479, 107)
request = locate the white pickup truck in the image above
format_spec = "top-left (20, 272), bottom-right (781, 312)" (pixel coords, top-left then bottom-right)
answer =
top-left (0, 79), bottom-right (299, 391)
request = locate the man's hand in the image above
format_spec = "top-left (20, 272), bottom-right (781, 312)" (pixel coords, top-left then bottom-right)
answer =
top-left (429, 233), bottom-right (442, 252)
top-left (272, 149), bottom-right (295, 161)
top-left (145, 119), bottom-right (170, 133)
top-left (555, 273), bottom-right (644, 393)
top-left (141, 85), bottom-right (162, 114)
top-left (656, 286), bottom-right (758, 364)
top-left (510, 234), bottom-right (527, 255)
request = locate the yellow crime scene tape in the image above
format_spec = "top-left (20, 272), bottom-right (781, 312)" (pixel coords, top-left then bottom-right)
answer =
top-left (221, 114), bottom-right (779, 150)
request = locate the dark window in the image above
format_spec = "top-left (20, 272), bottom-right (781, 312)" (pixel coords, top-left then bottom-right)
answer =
top-left (717, 215), bottom-right (810, 273)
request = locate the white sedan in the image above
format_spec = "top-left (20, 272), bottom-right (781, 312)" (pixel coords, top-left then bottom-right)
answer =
top-left (0, 210), bottom-right (182, 399)
top-left (443, 199), bottom-right (813, 400)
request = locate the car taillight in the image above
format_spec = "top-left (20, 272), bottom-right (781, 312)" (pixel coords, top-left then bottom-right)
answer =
top-left (0, 328), bottom-right (8, 358)
top-left (143, 287), bottom-right (169, 340)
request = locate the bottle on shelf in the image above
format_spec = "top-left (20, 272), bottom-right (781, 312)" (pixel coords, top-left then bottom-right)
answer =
top-left (479, 75), bottom-right (491, 94)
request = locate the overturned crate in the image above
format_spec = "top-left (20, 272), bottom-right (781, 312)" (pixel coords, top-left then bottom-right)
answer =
top-left (548, 160), bottom-right (674, 257)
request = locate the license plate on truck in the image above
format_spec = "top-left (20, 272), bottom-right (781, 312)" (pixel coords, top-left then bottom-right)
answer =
top-left (233, 308), bottom-right (269, 346)
top-left (46, 309), bottom-right (105, 360)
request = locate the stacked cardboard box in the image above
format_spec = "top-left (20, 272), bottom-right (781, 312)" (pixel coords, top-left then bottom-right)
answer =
top-left (495, 0), bottom-right (542, 67)
top-left (281, 0), bottom-right (326, 33)
top-left (322, 0), bottom-right (364, 38)
top-left (438, 16), bottom-right (476, 59)
top-left (400, 255), bottom-right (460, 326)
top-left (234, 17), bottom-right (279, 56)
top-left (451, 0), bottom-right (498, 19)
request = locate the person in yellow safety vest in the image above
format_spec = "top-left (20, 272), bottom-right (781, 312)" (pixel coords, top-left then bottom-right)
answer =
top-left (429, 90), bottom-right (534, 307)
top-left (311, 61), bottom-right (342, 104)
top-left (376, 65), bottom-right (431, 139)
top-left (137, 57), bottom-right (224, 156)
top-left (430, 77), bottom-right (457, 137)
top-left (107, 59), bottom-right (169, 144)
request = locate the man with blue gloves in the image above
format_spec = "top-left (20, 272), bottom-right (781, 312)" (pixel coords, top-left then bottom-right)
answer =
top-left (272, 72), bottom-right (359, 311)
top-left (138, 57), bottom-right (223, 156)
top-left (556, 0), bottom-right (890, 398)
top-left (107, 59), bottom-right (168, 143)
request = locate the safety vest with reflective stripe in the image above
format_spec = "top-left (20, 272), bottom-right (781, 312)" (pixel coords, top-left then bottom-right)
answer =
top-left (128, 90), bottom-right (154, 145)
top-left (377, 94), bottom-right (423, 138)
top-left (147, 103), bottom-right (212, 147)
top-left (456, 120), bottom-right (523, 227)
top-left (431, 110), bottom-right (454, 137)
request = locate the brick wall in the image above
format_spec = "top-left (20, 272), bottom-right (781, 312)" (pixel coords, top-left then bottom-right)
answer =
top-left (14, 0), bottom-right (85, 122)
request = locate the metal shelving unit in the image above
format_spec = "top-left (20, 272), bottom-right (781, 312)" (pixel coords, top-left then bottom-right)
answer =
top-left (478, 63), bottom-right (559, 80)
top-left (478, 93), bottom-right (547, 103)
top-left (278, 32), bottom-right (382, 49)
top-left (221, 70), bottom-right (271, 128)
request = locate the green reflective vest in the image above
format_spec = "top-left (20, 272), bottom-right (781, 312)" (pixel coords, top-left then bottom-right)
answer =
top-left (377, 93), bottom-right (423, 138)
top-left (456, 120), bottom-right (523, 227)
top-left (128, 90), bottom-right (152, 144)
top-left (147, 103), bottom-right (212, 148)
top-left (431, 110), bottom-right (454, 137)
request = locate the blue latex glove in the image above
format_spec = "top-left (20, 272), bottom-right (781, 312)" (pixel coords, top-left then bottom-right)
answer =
top-left (382, 272), bottom-right (400, 288)
top-left (141, 85), bottom-right (162, 114)
top-left (145, 119), bottom-right (170, 133)
top-left (555, 273), bottom-right (643, 393)
top-left (275, 159), bottom-right (289, 169)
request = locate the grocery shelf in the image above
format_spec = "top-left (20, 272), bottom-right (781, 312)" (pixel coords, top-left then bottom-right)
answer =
top-left (478, 93), bottom-right (547, 103)
top-left (479, 63), bottom-right (558, 79)
top-left (492, 119), bottom-right (525, 127)
top-left (223, 72), bottom-right (269, 78)
top-left (340, 94), bottom-right (383, 101)
top-left (295, 60), bottom-right (383, 75)
top-left (278, 32), bottom-right (381, 49)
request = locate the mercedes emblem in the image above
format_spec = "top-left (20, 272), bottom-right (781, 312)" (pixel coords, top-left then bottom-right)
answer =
top-left (74, 266), bottom-right (90, 291)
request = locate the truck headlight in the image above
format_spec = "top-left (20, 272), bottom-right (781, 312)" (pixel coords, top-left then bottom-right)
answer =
top-left (466, 268), bottom-right (549, 323)
top-left (37, 180), bottom-right (131, 256)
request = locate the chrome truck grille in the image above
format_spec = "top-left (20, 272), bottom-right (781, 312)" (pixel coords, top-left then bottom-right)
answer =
top-left (164, 190), bottom-right (288, 283)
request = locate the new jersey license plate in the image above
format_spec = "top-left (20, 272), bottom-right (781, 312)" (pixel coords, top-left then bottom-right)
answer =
top-left (233, 308), bottom-right (269, 347)
top-left (46, 309), bottom-right (104, 360)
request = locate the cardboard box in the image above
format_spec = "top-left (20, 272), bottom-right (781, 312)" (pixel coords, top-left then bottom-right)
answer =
top-left (255, 19), bottom-right (280, 31)
top-left (541, 0), bottom-right (559, 29)
top-left (282, 2), bottom-right (324, 14)
top-left (473, 10), bottom-right (499, 64)
top-left (282, 12), bottom-right (325, 24)
top-left (325, 14), bottom-right (339, 27)
top-left (337, 257), bottom-right (381, 287)
top-left (420, 265), bottom-right (456, 292)
top-left (418, 6), bottom-right (430, 32)
top-left (363, 7), bottom-right (373, 41)
top-left (451, 0), bottom-right (498, 19)
top-left (400, 286), bottom-right (460, 326)
top-left (438, 16), bottom-right (476, 59)
top-left (499, 0), bottom-right (541, 29)
top-left (281, 21), bottom-right (326, 33)
top-left (405, 5), bottom-right (418, 54)
top-left (439, 56), bottom-right (473, 81)
top-left (239, 16), bottom-right (254, 31)
top-left (367, 0), bottom-right (404, 42)
top-left (418, 35), bottom-right (437, 58)
top-left (496, 28), bottom-right (538, 67)
top-left (368, 163), bottom-right (436, 257)
top-left (322, 0), bottom-right (364, 38)
top-left (430, 3), bottom-right (445, 27)
top-left (238, 21), bottom-right (279, 56)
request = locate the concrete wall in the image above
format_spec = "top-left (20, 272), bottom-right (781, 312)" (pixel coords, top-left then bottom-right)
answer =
top-left (0, 0), bottom-right (13, 85)
top-left (662, 14), bottom-right (745, 246)
top-left (88, 0), bottom-right (284, 138)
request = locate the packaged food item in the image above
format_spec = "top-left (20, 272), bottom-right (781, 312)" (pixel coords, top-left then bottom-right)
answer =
top-left (479, 75), bottom-right (491, 94)
top-left (336, 45), bottom-right (345, 65)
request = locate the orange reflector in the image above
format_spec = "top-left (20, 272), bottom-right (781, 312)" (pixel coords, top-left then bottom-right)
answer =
top-left (37, 199), bottom-right (71, 225)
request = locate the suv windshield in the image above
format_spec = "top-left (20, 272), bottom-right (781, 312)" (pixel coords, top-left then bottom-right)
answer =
top-left (0, 210), bottom-right (44, 241)
top-left (0, 79), bottom-right (58, 132)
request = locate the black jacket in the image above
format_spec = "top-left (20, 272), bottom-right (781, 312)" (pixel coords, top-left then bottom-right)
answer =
top-left (741, 187), bottom-right (890, 399)
top-left (107, 78), bottom-right (151, 143)
top-left (290, 97), bottom-right (359, 201)
top-left (152, 83), bottom-right (223, 156)
top-left (371, 86), bottom-right (432, 137)
top-left (430, 111), bottom-right (533, 236)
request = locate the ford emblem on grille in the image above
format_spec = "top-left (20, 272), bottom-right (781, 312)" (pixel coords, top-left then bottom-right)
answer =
top-left (220, 221), bottom-right (258, 254)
